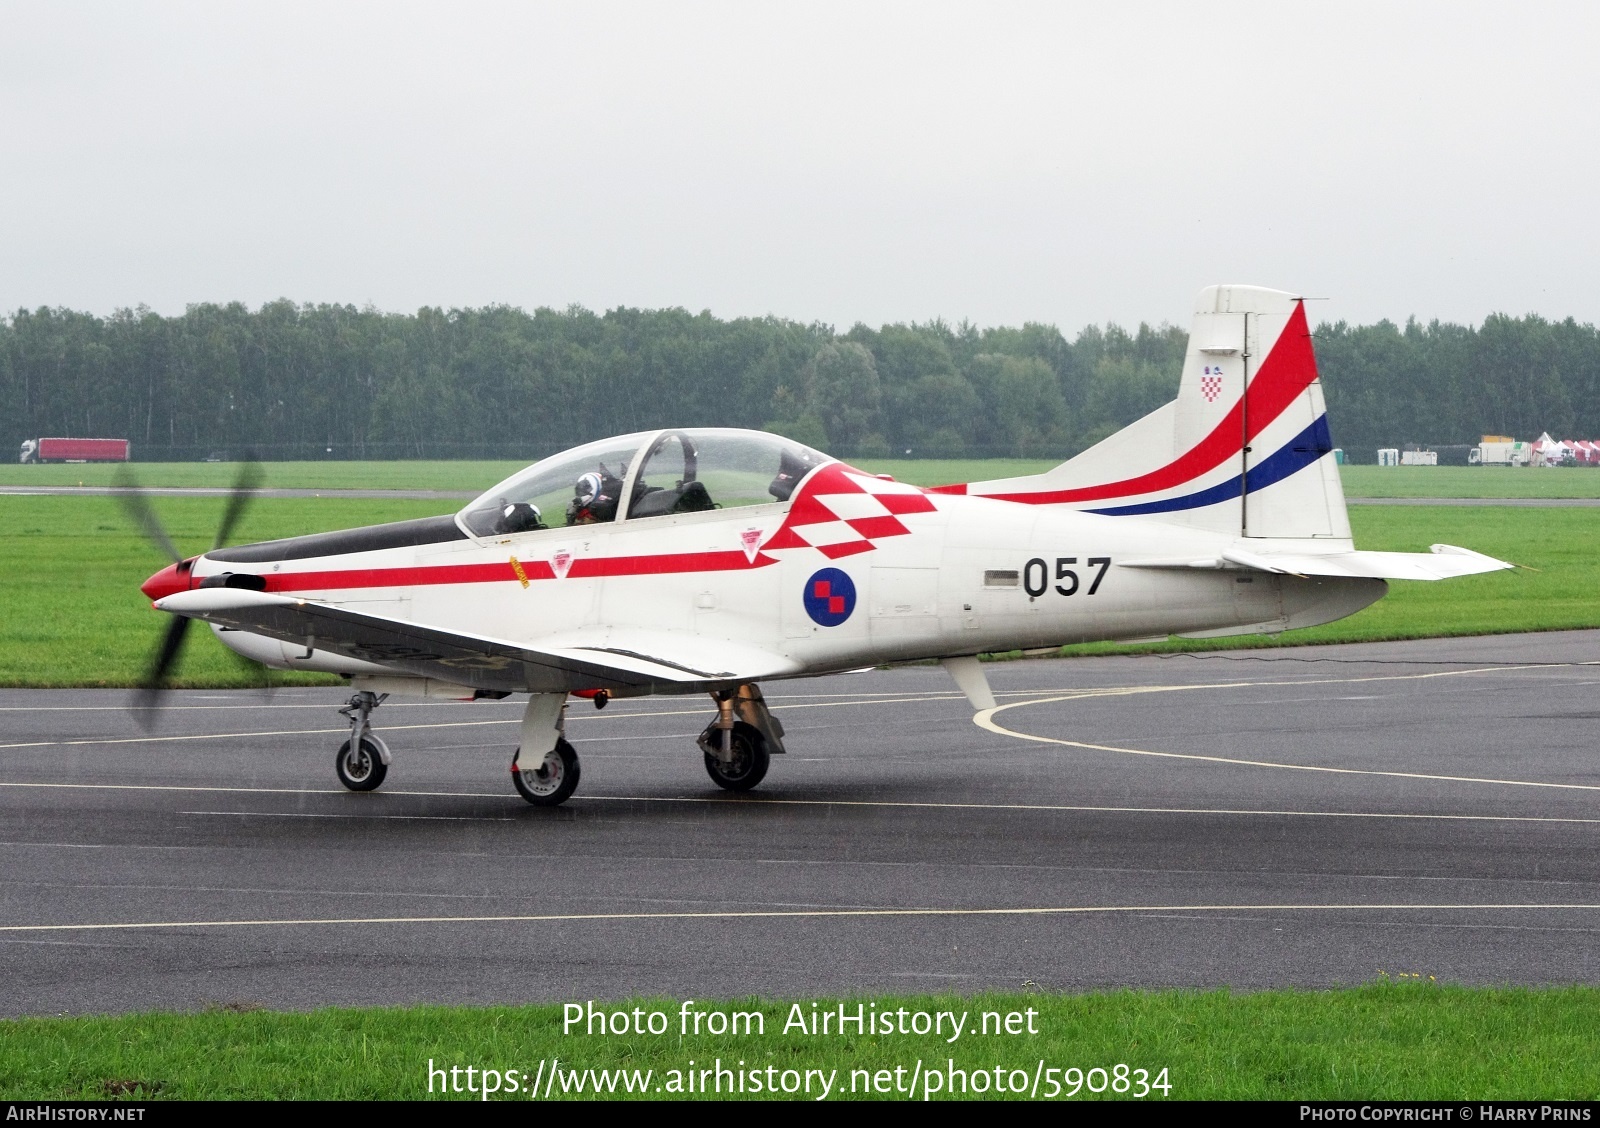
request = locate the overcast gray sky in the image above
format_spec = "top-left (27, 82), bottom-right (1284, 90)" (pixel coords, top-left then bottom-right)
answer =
top-left (3, 1), bottom-right (1597, 331)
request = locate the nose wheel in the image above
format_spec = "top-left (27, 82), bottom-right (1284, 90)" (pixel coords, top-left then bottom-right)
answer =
top-left (336, 735), bottom-right (389, 791)
top-left (512, 738), bottom-right (581, 806)
top-left (335, 690), bottom-right (390, 792)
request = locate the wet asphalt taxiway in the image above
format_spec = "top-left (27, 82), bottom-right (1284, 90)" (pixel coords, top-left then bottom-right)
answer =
top-left (3, 628), bottom-right (1600, 1015)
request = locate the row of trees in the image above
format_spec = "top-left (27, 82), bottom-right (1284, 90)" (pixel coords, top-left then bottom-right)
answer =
top-left (2, 300), bottom-right (1595, 463)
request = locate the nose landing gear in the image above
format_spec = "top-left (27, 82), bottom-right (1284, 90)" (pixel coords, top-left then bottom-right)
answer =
top-left (335, 690), bottom-right (390, 791)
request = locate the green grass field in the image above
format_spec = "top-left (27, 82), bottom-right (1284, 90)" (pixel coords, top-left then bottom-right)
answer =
top-left (1338, 464), bottom-right (1600, 498)
top-left (0, 457), bottom-right (1057, 491)
top-left (3, 986), bottom-right (1597, 1100)
top-left (0, 495), bottom-right (1589, 688)
top-left (1049, 505), bottom-right (1592, 659)
top-left (0, 496), bottom-right (447, 688)
top-left (9, 458), bottom-right (1600, 496)
top-left (0, 459), bottom-right (526, 490)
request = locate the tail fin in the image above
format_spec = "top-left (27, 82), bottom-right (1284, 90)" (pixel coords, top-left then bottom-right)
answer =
top-left (952, 284), bottom-right (1350, 542)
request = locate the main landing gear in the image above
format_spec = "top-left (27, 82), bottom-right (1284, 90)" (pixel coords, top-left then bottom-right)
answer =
top-left (505, 682), bottom-right (788, 806)
top-left (335, 690), bottom-right (390, 791)
top-left (697, 684), bottom-right (785, 792)
top-left (511, 692), bottom-right (581, 806)
top-left (328, 683), bottom-right (786, 806)
top-left (512, 739), bottom-right (581, 806)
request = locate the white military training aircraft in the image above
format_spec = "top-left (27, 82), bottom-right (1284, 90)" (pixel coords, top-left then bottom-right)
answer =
top-left (134, 285), bottom-right (1511, 806)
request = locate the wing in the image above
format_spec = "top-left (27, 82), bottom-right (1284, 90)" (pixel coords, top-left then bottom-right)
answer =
top-left (1120, 543), bottom-right (1514, 581)
top-left (154, 589), bottom-right (800, 694)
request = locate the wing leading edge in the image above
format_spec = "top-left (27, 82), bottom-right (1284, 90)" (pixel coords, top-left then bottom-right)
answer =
top-left (154, 589), bottom-right (800, 694)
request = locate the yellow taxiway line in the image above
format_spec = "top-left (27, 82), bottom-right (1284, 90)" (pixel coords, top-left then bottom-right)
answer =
top-left (3, 901), bottom-right (1600, 935)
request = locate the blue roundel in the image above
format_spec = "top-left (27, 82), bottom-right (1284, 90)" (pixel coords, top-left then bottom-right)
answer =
top-left (803, 567), bottom-right (856, 627)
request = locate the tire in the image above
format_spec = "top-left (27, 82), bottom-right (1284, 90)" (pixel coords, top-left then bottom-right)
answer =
top-left (512, 737), bottom-right (581, 806)
top-left (702, 721), bottom-right (770, 792)
top-left (335, 736), bottom-right (388, 791)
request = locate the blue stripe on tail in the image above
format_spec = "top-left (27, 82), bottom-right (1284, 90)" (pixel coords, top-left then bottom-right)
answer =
top-left (1088, 415), bottom-right (1333, 517)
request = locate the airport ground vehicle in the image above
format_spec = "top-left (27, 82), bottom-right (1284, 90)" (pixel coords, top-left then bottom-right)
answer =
top-left (19, 437), bottom-right (129, 463)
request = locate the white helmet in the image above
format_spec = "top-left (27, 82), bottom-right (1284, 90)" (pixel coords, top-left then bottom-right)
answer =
top-left (500, 501), bottom-right (541, 522)
top-left (575, 472), bottom-right (604, 506)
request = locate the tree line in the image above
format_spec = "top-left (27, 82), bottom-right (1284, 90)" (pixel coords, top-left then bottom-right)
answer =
top-left (2, 300), bottom-right (1596, 464)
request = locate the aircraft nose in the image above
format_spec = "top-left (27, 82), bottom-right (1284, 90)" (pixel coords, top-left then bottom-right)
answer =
top-left (141, 561), bottom-right (194, 601)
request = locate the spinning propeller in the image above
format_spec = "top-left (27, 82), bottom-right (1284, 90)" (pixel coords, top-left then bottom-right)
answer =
top-left (118, 461), bottom-right (265, 721)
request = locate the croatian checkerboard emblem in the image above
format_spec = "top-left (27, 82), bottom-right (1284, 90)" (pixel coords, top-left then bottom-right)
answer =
top-left (803, 567), bottom-right (856, 626)
top-left (1201, 368), bottom-right (1222, 402)
top-left (759, 464), bottom-right (938, 560)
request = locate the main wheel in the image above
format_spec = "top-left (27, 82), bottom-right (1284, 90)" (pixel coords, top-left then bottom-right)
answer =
top-left (335, 735), bottom-right (388, 791)
top-left (512, 738), bottom-right (581, 806)
top-left (702, 721), bottom-right (769, 792)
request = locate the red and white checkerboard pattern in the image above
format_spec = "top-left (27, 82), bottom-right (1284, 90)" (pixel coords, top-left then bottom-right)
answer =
top-left (761, 464), bottom-right (939, 560)
top-left (1201, 373), bottom-right (1222, 402)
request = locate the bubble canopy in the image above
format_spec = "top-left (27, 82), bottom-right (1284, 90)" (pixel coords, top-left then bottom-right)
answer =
top-left (457, 428), bottom-right (831, 537)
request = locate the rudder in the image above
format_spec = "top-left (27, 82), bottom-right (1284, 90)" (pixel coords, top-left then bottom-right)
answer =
top-left (950, 284), bottom-right (1350, 543)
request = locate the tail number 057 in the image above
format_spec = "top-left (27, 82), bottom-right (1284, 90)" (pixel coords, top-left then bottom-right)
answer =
top-left (1023, 556), bottom-right (1110, 598)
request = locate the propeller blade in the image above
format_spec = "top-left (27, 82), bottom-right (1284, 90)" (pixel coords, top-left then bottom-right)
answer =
top-left (112, 467), bottom-right (182, 564)
top-left (212, 459), bottom-right (263, 550)
top-left (130, 458), bottom-right (263, 725)
top-left (132, 615), bottom-right (193, 724)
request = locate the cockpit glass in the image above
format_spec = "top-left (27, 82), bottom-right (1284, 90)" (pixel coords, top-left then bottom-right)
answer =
top-left (623, 429), bottom-right (829, 520)
top-left (458, 433), bottom-right (649, 537)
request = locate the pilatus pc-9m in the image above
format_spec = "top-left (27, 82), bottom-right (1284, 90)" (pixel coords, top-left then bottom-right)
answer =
top-left (135, 286), bottom-right (1509, 806)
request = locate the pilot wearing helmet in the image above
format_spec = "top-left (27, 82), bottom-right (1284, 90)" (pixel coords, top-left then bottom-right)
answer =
top-left (494, 500), bottom-right (545, 534)
top-left (567, 468), bottom-right (623, 525)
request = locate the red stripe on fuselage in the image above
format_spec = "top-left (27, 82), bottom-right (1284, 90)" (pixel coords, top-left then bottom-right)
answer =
top-left (572, 550), bottom-right (773, 578)
top-left (960, 302), bottom-right (1317, 505)
top-left (237, 456), bottom-right (918, 596)
top-left (257, 550), bottom-right (774, 593)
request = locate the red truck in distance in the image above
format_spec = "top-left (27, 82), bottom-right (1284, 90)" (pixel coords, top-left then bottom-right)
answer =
top-left (18, 438), bottom-right (131, 463)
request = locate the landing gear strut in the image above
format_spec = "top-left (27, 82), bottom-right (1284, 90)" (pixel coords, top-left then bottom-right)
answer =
top-left (698, 684), bottom-right (784, 792)
top-left (335, 690), bottom-right (390, 791)
top-left (511, 692), bottom-right (580, 806)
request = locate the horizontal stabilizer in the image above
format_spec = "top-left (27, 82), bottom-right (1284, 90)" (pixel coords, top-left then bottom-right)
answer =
top-left (1120, 543), bottom-right (1513, 582)
top-left (153, 589), bottom-right (799, 693)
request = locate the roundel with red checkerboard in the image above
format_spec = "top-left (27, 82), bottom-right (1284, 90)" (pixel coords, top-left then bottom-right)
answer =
top-left (803, 568), bottom-right (856, 627)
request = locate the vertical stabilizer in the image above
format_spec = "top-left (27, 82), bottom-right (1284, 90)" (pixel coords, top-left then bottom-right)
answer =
top-left (947, 285), bottom-right (1351, 542)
